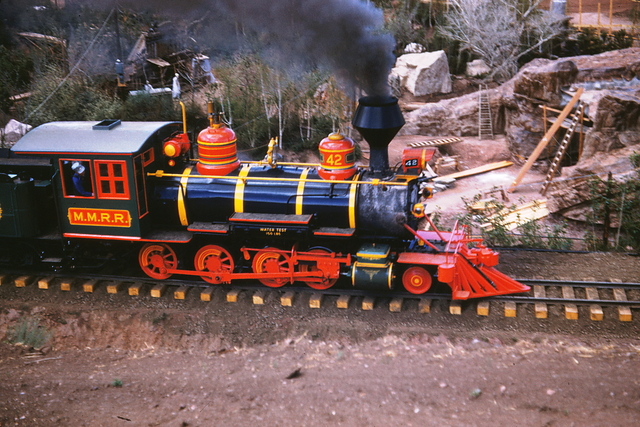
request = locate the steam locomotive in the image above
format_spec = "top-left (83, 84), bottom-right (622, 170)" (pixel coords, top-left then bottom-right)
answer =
top-left (0, 96), bottom-right (529, 299)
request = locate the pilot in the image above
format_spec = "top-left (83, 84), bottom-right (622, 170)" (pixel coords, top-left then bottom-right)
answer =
top-left (71, 162), bottom-right (93, 197)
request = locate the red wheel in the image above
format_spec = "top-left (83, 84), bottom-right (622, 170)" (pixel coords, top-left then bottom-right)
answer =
top-left (252, 248), bottom-right (290, 288)
top-left (298, 248), bottom-right (338, 290)
top-left (402, 266), bottom-right (432, 295)
top-left (194, 245), bottom-right (234, 284)
top-left (139, 243), bottom-right (178, 280)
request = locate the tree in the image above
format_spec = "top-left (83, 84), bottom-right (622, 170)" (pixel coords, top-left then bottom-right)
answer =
top-left (439, 0), bottom-right (566, 82)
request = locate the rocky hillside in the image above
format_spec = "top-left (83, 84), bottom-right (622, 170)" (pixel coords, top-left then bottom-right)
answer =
top-left (401, 47), bottom-right (640, 221)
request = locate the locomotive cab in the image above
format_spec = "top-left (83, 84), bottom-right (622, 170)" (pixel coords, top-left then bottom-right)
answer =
top-left (11, 120), bottom-right (182, 241)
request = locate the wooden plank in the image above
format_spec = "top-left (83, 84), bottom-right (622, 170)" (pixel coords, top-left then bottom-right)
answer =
top-left (477, 301), bottom-right (490, 316)
top-left (106, 282), bottom-right (122, 294)
top-left (449, 301), bottom-right (462, 315)
top-left (508, 87), bottom-right (584, 192)
top-left (82, 279), bottom-right (98, 293)
top-left (439, 161), bottom-right (513, 181)
top-left (174, 286), bottom-right (189, 300)
top-left (128, 282), bottom-right (144, 296)
top-left (200, 287), bottom-right (214, 302)
top-left (612, 288), bottom-right (632, 322)
top-left (533, 285), bottom-right (548, 319)
top-left (336, 294), bottom-right (350, 309)
top-left (280, 291), bottom-right (295, 307)
top-left (389, 298), bottom-right (403, 313)
top-left (561, 286), bottom-right (579, 320)
top-left (362, 296), bottom-right (375, 311)
top-left (150, 284), bottom-right (166, 298)
top-left (14, 276), bottom-right (31, 287)
top-left (226, 289), bottom-right (240, 303)
top-left (38, 276), bottom-right (54, 290)
top-left (309, 293), bottom-right (323, 309)
top-left (504, 302), bottom-right (517, 317)
top-left (252, 290), bottom-right (266, 305)
top-left (418, 298), bottom-right (431, 314)
top-left (481, 200), bottom-right (549, 231)
top-left (585, 287), bottom-right (603, 321)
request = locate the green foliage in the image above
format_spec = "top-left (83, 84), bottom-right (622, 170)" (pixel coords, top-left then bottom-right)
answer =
top-left (0, 46), bottom-right (33, 114)
top-left (585, 167), bottom-right (640, 252)
top-left (6, 316), bottom-right (52, 349)
top-left (208, 53), bottom-right (349, 156)
top-left (111, 379), bottom-right (123, 388)
top-left (458, 193), bottom-right (572, 249)
top-left (576, 28), bottom-right (634, 56)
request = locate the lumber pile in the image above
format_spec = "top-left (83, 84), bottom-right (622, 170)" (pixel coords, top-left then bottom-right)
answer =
top-left (479, 199), bottom-right (549, 231)
top-left (438, 161), bottom-right (512, 181)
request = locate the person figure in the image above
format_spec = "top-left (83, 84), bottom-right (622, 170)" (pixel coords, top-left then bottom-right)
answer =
top-left (172, 73), bottom-right (181, 99)
top-left (71, 162), bottom-right (93, 197)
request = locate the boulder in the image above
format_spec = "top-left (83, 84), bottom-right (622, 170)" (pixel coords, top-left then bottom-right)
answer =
top-left (391, 50), bottom-right (452, 97)
top-left (2, 119), bottom-right (32, 146)
top-left (466, 59), bottom-right (491, 78)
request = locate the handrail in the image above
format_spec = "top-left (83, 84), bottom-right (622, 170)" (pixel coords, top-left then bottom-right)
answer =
top-left (148, 170), bottom-right (411, 187)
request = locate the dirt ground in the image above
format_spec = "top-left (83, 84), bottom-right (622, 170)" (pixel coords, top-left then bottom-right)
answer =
top-left (1, 247), bottom-right (640, 427)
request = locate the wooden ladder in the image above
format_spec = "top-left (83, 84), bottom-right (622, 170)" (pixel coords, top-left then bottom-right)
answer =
top-left (540, 102), bottom-right (585, 195)
top-left (478, 84), bottom-right (493, 140)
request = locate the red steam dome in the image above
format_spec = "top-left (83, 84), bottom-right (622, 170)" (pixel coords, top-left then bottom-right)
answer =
top-left (196, 117), bottom-right (240, 176)
top-left (318, 132), bottom-right (357, 180)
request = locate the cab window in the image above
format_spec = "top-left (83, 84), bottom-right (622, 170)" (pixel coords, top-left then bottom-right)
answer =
top-left (95, 160), bottom-right (130, 200)
top-left (60, 159), bottom-right (94, 198)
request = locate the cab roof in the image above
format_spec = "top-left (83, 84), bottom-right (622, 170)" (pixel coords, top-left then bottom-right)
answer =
top-left (11, 121), bottom-right (181, 155)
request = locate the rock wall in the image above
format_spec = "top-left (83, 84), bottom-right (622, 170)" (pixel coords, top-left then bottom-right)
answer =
top-left (402, 47), bottom-right (640, 222)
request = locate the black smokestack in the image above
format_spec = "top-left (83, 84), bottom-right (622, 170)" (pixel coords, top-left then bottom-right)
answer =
top-left (352, 95), bottom-right (404, 176)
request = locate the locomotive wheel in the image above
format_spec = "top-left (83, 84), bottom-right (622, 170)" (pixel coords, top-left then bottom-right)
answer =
top-left (298, 248), bottom-right (338, 290)
top-left (402, 266), bottom-right (432, 295)
top-left (194, 245), bottom-right (234, 284)
top-left (139, 243), bottom-right (178, 280)
top-left (252, 248), bottom-right (290, 288)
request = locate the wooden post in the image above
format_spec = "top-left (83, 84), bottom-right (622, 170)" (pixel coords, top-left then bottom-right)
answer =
top-left (602, 171), bottom-right (613, 250)
top-left (508, 87), bottom-right (584, 192)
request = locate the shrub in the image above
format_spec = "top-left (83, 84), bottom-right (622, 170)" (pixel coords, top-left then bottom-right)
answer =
top-left (6, 316), bottom-right (52, 349)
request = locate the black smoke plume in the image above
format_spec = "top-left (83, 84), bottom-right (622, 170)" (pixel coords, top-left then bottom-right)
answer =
top-left (81, 0), bottom-right (396, 96)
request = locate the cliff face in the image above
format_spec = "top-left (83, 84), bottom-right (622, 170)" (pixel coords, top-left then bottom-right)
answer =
top-left (402, 48), bottom-right (640, 221)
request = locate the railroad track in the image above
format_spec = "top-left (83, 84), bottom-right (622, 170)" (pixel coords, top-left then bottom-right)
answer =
top-left (1, 271), bottom-right (638, 322)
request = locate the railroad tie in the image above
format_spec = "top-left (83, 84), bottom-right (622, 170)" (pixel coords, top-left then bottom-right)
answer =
top-left (561, 286), bottom-right (579, 320)
top-left (200, 287), bottom-right (214, 301)
top-left (309, 293), bottom-right (323, 309)
top-left (504, 302), bottom-right (517, 318)
top-left (226, 289), bottom-right (240, 302)
top-left (583, 278), bottom-right (603, 321)
top-left (336, 294), bottom-right (350, 309)
top-left (418, 298), bottom-right (431, 314)
top-left (252, 290), bottom-right (266, 305)
top-left (389, 298), bottom-right (403, 313)
top-left (174, 286), bottom-right (189, 300)
top-left (533, 285), bottom-right (548, 319)
top-left (0, 275), bottom-right (6, 286)
top-left (477, 301), bottom-right (490, 316)
top-left (14, 275), bottom-right (32, 288)
top-left (83, 279), bottom-right (98, 293)
top-left (150, 284), bottom-right (166, 298)
top-left (611, 279), bottom-right (632, 322)
top-left (281, 291), bottom-right (295, 307)
top-left (106, 282), bottom-right (122, 294)
top-left (128, 282), bottom-right (144, 296)
top-left (362, 296), bottom-right (375, 311)
top-left (449, 301), bottom-right (462, 315)
top-left (38, 276), bottom-right (54, 290)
